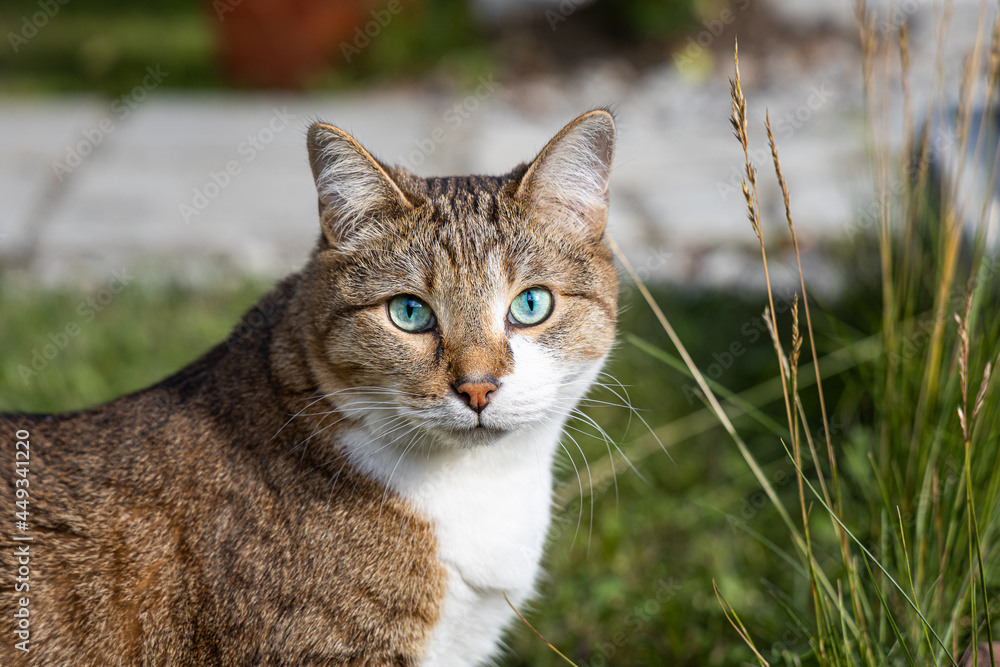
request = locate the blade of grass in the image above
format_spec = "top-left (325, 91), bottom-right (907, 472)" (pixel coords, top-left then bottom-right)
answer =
top-left (779, 438), bottom-right (960, 666)
top-left (714, 579), bottom-right (771, 667)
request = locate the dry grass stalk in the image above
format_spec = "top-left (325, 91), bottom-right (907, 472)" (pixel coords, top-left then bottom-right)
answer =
top-left (922, 5), bottom-right (992, 409)
top-left (854, 0), bottom-right (876, 102)
top-left (728, 41), bottom-right (795, 450)
top-left (988, 13), bottom-right (1000, 97)
top-left (764, 113), bottom-right (841, 509)
top-left (955, 295), bottom-right (972, 441)
top-left (764, 104), bottom-right (876, 661)
top-left (729, 41), bottom-right (761, 242)
top-left (604, 236), bottom-right (816, 565)
top-left (900, 22), bottom-right (912, 166)
top-left (790, 295), bottom-right (802, 375)
top-left (969, 13), bottom-right (1000, 261)
top-left (853, 2), bottom-right (898, 477)
top-left (504, 593), bottom-right (579, 667)
top-left (972, 360), bottom-right (994, 422)
top-left (764, 106), bottom-right (850, 503)
top-left (728, 38), bottom-right (860, 665)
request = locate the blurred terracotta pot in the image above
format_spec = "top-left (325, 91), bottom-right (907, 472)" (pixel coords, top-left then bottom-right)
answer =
top-left (210, 0), bottom-right (370, 88)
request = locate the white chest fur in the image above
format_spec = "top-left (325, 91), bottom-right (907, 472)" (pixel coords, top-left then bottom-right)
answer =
top-left (339, 337), bottom-right (604, 665)
top-left (415, 424), bottom-right (562, 666)
top-left (344, 421), bottom-right (564, 666)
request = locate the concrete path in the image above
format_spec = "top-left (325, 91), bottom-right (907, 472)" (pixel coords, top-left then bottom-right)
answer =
top-left (0, 0), bottom-right (988, 292)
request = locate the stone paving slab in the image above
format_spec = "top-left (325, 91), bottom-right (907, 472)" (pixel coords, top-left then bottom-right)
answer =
top-left (0, 98), bottom-right (109, 261)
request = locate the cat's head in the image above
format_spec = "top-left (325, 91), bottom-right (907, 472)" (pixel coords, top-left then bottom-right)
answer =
top-left (300, 110), bottom-right (618, 449)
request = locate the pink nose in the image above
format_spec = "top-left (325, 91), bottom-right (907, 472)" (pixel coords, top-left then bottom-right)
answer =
top-left (454, 380), bottom-right (499, 414)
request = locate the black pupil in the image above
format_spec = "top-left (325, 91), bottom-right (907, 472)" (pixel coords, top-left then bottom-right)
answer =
top-left (406, 300), bottom-right (416, 319)
top-left (526, 291), bottom-right (535, 312)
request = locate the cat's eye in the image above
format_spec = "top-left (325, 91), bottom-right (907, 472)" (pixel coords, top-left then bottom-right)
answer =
top-left (388, 295), bottom-right (435, 332)
top-left (508, 287), bottom-right (553, 326)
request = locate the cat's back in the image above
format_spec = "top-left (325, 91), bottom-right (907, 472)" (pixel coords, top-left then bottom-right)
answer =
top-left (0, 339), bottom-right (230, 527)
top-left (0, 361), bottom-right (233, 664)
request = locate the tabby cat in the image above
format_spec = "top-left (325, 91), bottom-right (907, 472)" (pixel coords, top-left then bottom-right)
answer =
top-left (0, 108), bottom-right (618, 666)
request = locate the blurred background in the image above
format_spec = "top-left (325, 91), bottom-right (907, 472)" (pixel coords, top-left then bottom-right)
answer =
top-left (0, 0), bottom-right (995, 664)
top-left (1, 0), bottom-right (890, 288)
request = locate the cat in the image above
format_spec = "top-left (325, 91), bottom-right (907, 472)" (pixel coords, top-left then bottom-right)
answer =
top-left (0, 108), bottom-right (618, 666)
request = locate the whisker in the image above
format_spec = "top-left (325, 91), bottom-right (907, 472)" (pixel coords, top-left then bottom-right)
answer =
top-left (376, 430), bottom-right (423, 536)
top-left (568, 406), bottom-right (646, 482)
top-left (552, 424), bottom-right (594, 554)
top-left (560, 419), bottom-right (618, 507)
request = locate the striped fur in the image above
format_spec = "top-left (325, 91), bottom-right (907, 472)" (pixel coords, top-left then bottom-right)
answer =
top-left (0, 109), bottom-right (618, 666)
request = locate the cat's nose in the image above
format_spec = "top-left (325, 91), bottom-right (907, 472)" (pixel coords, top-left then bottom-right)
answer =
top-left (453, 378), bottom-right (500, 414)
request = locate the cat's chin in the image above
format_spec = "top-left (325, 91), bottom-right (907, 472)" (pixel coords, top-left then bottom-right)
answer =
top-left (431, 424), bottom-right (519, 448)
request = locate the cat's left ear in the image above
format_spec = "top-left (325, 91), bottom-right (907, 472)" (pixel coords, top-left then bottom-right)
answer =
top-left (516, 109), bottom-right (616, 239)
top-left (307, 122), bottom-right (412, 246)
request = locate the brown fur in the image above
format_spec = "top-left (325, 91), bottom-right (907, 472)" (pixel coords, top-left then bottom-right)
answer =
top-left (0, 109), bottom-right (618, 665)
top-left (1, 279), bottom-right (445, 665)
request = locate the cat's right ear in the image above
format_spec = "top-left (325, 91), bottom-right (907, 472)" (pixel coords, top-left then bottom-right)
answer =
top-left (516, 109), bottom-right (616, 240)
top-left (307, 123), bottom-right (412, 246)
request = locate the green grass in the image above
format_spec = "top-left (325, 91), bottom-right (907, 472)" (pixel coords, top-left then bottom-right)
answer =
top-left (0, 8), bottom-right (218, 94)
top-left (0, 269), bottom-right (867, 665)
top-left (0, 0), bottom-right (706, 94)
top-left (1, 225), bottom-right (992, 667)
top-left (0, 278), bottom-right (267, 413)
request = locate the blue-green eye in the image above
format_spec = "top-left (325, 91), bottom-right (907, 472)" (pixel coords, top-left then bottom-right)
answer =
top-left (388, 295), bottom-right (435, 332)
top-left (508, 287), bottom-right (553, 326)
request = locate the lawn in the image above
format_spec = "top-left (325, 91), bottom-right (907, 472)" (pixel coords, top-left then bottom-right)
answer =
top-left (0, 264), bottom-right (873, 665)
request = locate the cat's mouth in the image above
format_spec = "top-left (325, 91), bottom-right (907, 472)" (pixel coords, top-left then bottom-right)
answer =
top-left (449, 423), bottom-right (509, 435)
top-left (435, 422), bottom-right (512, 446)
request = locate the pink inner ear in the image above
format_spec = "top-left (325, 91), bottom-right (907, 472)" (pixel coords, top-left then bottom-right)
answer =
top-left (528, 155), bottom-right (611, 237)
